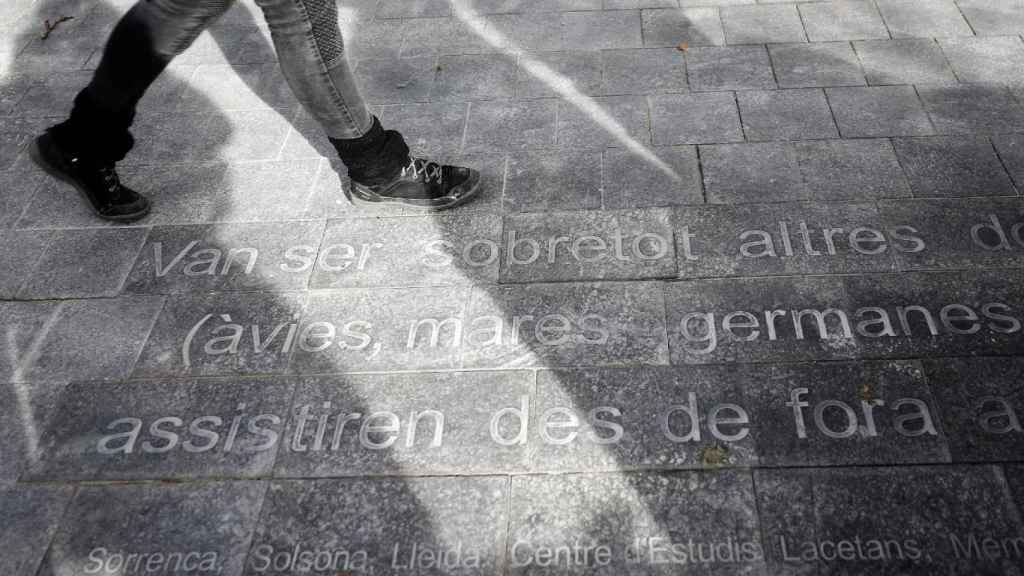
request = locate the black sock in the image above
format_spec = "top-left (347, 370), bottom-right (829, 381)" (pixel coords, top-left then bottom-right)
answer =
top-left (329, 117), bottom-right (410, 185)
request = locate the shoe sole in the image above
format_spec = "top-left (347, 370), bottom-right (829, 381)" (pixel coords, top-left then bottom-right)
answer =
top-left (345, 171), bottom-right (483, 213)
top-left (28, 137), bottom-right (151, 223)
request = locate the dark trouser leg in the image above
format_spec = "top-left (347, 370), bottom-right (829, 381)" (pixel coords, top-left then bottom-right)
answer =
top-left (49, 0), bottom-right (235, 164)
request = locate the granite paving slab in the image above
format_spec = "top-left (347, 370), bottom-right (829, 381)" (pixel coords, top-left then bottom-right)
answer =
top-left (504, 149), bottom-right (602, 212)
top-left (795, 138), bottom-right (912, 200)
top-left (650, 92), bottom-right (744, 145)
top-left (29, 377), bottom-right (293, 481)
top-left (0, 169), bottom-right (43, 229)
top-left (290, 286), bottom-right (469, 373)
top-left (515, 51), bottom-right (604, 99)
top-left (756, 466), bottom-right (1024, 575)
top-left (721, 3), bottom-right (807, 44)
top-left (133, 291), bottom-right (306, 378)
top-left (0, 484), bottom-right (73, 576)
top-left (917, 83), bottom-right (1024, 135)
top-left (701, 142), bottom-right (809, 203)
top-left (125, 220), bottom-right (326, 294)
top-left (0, 380), bottom-right (65, 482)
top-left (561, 10), bottom-right (643, 51)
top-left (854, 38), bottom-right (958, 86)
top-left (640, 7), bottom-right (726, 48)
top-left (938, 36), bottom-right (1024, 86)
top-left (769, 42), bottom-right (868, 88)
top-left (17, 227), bottom-right (148, 299)
top-left (245, 477), bottom-right (508, 575)
top-left (737, 89), bottom-right (839, 142)
top-left (685, 45), bottom-right (776, 92)
top-left (501, 208), bottom-right (676, 282)
top-left (826, 85), bottom-right (935, 138)
top-left (755, 361), bottom-right (949, 466)
top-left (674, 202), bottom-right (900, 278)
top-left (463, 99), bottom-right (558, 152)
top-left (310, 213), bottom-right (500, 288)
top-left (665, 271), bottom-right (1024, 364)
top-left (925, 357), bottom-right (1024, 463)
top-left (508, 471), bottom-right (764, 575)
top-left (556, 95), bottom-right (651, 149)
top-left (275, 370), bottom-right (532, 476)
top-left (0, 229), bottom-right (51, 298)
top-left (880, 198), bottom-right (1024, 270)
top-left (797, 0), bottom-right (890, 41)
top-left (38, 481), bottom-right (266, 576)
top-left (893, 135), bottom-right (1017, 197)
top-left (1, 296), bottom-right (165, 383)
top-left (461, 281), bottom-right (669, 368)
top-left (601, 146), bottom-right (704, 209)
top-left (993, 133), bottom-right (1024, 188)
top-left (874, 0), bottom-right (974, 38)
top-left (601, 47), bottom-right (688, 95)
top-left (532, 365), bottom-right (763, 471)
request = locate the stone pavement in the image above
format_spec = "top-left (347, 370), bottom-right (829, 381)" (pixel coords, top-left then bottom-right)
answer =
top-left (2, 0), bottom-right (1024, 574)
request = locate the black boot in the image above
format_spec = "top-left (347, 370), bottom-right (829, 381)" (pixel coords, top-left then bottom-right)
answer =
top-left (330, 117), bottom-right (481, 212)
top-left (29, 130), bottom-right (151, 222)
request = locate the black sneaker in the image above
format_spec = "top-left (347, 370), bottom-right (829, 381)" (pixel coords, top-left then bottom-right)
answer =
top-left (345, 157), bottom-right (481, 212)
top-left (29, 131), bottom-right (151, 222)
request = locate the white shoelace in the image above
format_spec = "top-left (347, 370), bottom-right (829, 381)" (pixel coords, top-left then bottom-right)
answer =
top-left (402, 158), bottom-right (443, 183)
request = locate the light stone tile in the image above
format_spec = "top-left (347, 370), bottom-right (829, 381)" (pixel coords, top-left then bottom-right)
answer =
top-left (38, 482), bottom-right (266, 576)
top-left (18, 227), bottom-right (148, 299)
top-left (0, 485), bottom-right (73, 576)
top-left (30, 377), bottom-right (293, 480)
top-left (501, 208), bottom-right (676, 282)
top-left (461, 281), bottom-right (669, 369)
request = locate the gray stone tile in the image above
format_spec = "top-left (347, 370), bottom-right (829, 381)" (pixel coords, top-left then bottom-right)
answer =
top-left (795, 138), bottom-right (912, 200)
top-left (30, 377), bottom-right (293, 481)
top-left (650, 92), bottom-right (744, 145)
top-left (246, 477), bottom-right (507, 575)
top-left (198, 109), bottom-right (294, 163)
top-left (515, 51), bottom-right (604, 99)
top-left (875, 0), bottom-right (974, 38)
top-left (461, 282), bottom-right (669, 368)
top-left (956, 0), bottom-right (1024, 36)
top-left (686, 45), bottom-right (776, 91)
top-left (10, 70), bottom-right (91, 118)
top-left (486, 12), bottom-right (566, 53)
top-left (738, 89), bottom-right (839, 142)
top-left (721, 4), bottom-right (807, 44)
top-left (533, 366), bottom-right (764, 471)
top-left (509, 471), bottom-right (764, 574)
top-left (0, 70), bottom-right (34, 117)
top-left (675, 202), bottom-right (900, 279)
top-left (464, 99), bottom-right (558, 152)
top-left (376, 0), bottom-right (450, 18)
top-left (0, 117), bottom-right (48, 172)
top-left (343, 20), bottom-right (407, 60)
top-left (400, 17), bottom-right (494, 57)
top-left (665, 271), bottom-right (1024, 364)
top-left (0, 229), bottom-right (51, 298)
top-left (556, 95), bottom-right (651, 149)
top-left (605, 0), bottom-right (675, 8)
top-left (505, 149), bottom-right (602, 212)
top-left (134, 291), bottom-right (305, 378)
top-left (918, 83), bottom-right (1024, 135)
top-left (276, 371), bottom-right (532, 476)
top-left (0, 169), bottom-right (42, 229)
top-left (701, 142), bottom-right (809, 203)
top-left (854, 39), bottom-right (958, 85)
top-left (641, 6), bottom-right (726, 48)
top-left (769, 42), bottom-right (867, 88)
top-left (501, 208), bottom-right (676, 282)
top-left (826, 85), bottom-right (935, 137)
top-left (1009, 464), bottom-right (1024, 517)
top-left (925, 357), bottom-right (1024, 463)
top-left (38, 482), bottom-right (265, 576)
top-left (0, 380), bottom-right (65, 482)
top-left (434, 53), bottom-right (518, 102)
top-left (0, 485), bottom-right (73, 576)
top-left (893, 136), bottom-right (1016, 197)
top-left (18, 227), bottom-right (147, 299)
top-left (561, 10), bottom-right (643, 51)
top-left (602, 145), bottom-right (704, 209)
top-left (601, 47), bottom-right (688, 95)
top-left (798, 0), bottom-right (890, 41)
top-left (354, 57), bottom-right (437, 104)
top-left (2, 297), bottom-right (164, 383)
top-left (125, 221), bottom-right (325, 294)
top-left (757, 361), bottom-right (949, 466)
top-left (123, 160), bottom-right (320, 225)
top-left (756, 466), bottom-right (1024, 575)
top-left (939, 36), bottom-right (1024, 85)
top-left (880, 198), bottom-right (1024, 270)
top-left (176, 63), bottom-right (296, 112)
top-left (993, 133), bottom-right (1024, 189)
top-left (310, 213), bottom-right (501, 288)
top-left (291, 286), bottom-right (469, 373)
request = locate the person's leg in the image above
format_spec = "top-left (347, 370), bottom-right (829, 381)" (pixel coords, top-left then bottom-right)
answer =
top-left (32, 0), bottom-right (235, 221)
top-left (253, 0), bottom-right (481, 210)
